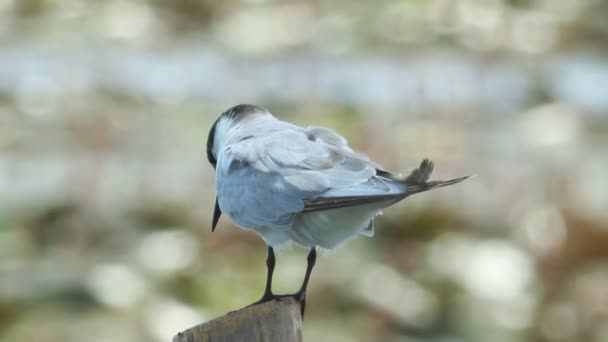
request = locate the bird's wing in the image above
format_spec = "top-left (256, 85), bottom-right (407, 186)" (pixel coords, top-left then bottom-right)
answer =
top-left (227, 125), bottom-right (377, 190)
top-left (302, 159), bottom-right (469, 212)
top-left (220, 125), bottom-right (467, 229)
top-left (217, 125), bottom-right (382, 230)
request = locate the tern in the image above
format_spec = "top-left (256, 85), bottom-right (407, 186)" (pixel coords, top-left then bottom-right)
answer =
top-left (206, 104), bottom-right (468, 315)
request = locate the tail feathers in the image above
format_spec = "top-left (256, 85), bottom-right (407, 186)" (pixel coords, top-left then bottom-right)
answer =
top-left (404, 158), bottom-right (434, 184)
top-left (405, 175), bottom-right (470, 194)
top-left (303, 159), bottom-right (469, 213)
top-left (402, 159), bottom-right (469, 195)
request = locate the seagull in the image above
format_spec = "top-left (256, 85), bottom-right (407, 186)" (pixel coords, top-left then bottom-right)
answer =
top-left (206, 104), bottom-right (468, 315)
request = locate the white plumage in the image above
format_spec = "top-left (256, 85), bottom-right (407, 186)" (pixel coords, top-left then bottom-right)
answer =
top-left (207, 104), bottom-right (467, 250)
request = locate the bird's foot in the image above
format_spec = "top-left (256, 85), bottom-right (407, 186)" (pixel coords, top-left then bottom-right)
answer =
top-left (295, 291), bottom-right (307, 318)
top-left (248, 292), bottom-right (307, 318)
top-left (248, 291), bottom-right (278, 307)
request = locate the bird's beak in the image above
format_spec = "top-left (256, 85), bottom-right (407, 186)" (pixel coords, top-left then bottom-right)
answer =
top-left (212, 197), bottom-right (222, 232)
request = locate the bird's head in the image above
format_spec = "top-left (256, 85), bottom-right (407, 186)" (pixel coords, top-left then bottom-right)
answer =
top-left (206, 104), bottom-right (270, 232)
top-left (206, 104), bottom-right (270, 169)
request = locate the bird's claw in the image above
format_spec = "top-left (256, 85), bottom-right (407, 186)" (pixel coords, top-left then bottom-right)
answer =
top-left (248, 292), bottom-right (307, 318)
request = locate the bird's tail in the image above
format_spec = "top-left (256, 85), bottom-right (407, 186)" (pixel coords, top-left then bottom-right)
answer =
top-left (401, 159), bottom-right (470, 195)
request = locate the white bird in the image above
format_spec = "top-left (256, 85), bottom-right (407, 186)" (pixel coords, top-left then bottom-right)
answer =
top-left (206, 104), bottom-right (468, 314)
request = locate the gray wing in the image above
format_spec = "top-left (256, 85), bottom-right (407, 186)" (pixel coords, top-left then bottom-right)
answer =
top-left (217, 125), bottom-right (386, 229)
top-left (220, 124), bottom-right (467, 229)
top-left (227, 125), bottom-right (377, 190)
top-left (303, 159), bottom-right (469, 212)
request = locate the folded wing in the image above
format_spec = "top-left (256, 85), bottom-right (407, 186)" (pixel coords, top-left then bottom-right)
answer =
top-left (217, 125), bottom-right (379, 230)
top-left (303, 159), bottom-right (469, 212)
top-left (219, 124), bottom-right (467, 232)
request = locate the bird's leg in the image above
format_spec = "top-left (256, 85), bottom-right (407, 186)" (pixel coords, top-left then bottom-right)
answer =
top-left (294, 247), bottom-right (317, 316)
top-left (262, 245), bottom-right (276, 300)
top-left (250, 246), bottom-right (317, 317)
top-left (251, 246), bottom-right (277, 304)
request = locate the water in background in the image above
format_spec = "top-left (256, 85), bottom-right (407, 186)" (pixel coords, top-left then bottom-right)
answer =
top-left (1, 1), bottom-right (608, 341)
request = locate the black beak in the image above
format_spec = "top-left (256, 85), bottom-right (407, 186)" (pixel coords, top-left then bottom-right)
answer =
top-left (212, 197), bottom-right (222, 232)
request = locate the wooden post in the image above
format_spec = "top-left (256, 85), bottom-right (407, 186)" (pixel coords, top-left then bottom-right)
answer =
top-left (172, 297), bottom-right (303, 342)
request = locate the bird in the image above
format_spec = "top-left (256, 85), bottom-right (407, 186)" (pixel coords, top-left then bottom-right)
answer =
top-left (206, 104), bottom-right (468, 315)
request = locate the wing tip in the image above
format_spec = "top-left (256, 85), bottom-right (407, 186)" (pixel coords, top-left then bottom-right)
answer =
top-left (406, 174), bottom-right (470, 194)
top-left (402, 158), bottom-right (471, 193)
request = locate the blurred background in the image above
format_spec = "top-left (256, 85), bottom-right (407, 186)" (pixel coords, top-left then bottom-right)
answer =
top-left (1, 0), bottom-right (608, 341)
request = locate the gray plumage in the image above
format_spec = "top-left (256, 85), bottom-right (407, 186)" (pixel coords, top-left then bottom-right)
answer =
top-left (207, 105), bottom-right (468, 249)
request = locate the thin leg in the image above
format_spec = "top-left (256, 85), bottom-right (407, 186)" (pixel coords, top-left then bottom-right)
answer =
top-left (250, 246), bottom-right (277, 306)
top-left (261, 246), bottom-right (276, 300)
top-left (295, 247), bottom-right (317, 316)
top-left (250, 246), bottom-right (318, 317)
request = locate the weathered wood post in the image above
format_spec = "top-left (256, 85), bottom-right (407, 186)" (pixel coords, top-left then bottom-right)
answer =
top-left (172, 297), bottom-right (303, 342)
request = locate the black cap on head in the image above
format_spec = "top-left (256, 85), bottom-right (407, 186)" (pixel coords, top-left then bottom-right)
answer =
top-left (206, 104), bottom-right (267, 168)
top-left (223, 104), bottom-right (266, 120)
top-left (206, 120), bottom-right (218, 167)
